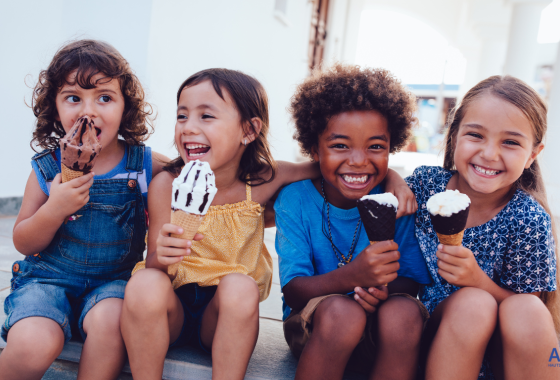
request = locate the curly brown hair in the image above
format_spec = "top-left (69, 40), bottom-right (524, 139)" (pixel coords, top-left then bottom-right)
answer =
top-left (30, 39), bottom-right (154, 151)
top-left (290, 64), bottom-right (417, 157)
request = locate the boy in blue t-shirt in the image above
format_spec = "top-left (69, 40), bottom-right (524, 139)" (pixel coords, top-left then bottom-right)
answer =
top-left (275, 64), bottom-right (432, 380)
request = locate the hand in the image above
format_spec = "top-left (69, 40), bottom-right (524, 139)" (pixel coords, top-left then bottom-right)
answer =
top-left (46, 173), bottom-right (94, 220)
top-left (354, 285), bottom-right (389, 313)
top-left (384, 169), bottom-right (417, 218)
top-left (156, 223), bottom-right (204, 266)
top-left (347, 241), bottom-right (400, 288)
top-left (437, 244), bottom-right (486, 287)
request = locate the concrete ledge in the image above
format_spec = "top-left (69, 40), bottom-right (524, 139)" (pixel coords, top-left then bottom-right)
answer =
top-left (0, 197), bottom-right (22, 216)
top-left (0, 317), bottom-right (366, 379)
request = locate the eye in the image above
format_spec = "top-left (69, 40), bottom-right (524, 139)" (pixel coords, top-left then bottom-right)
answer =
top-left (466, 132), bottom-right (483, 139)
top-left (329, 143), bottom-right (347, 149)
top-left (504, 140), bottom-right (520, 146)
top-left (177, 114), bottom-right (187, 120)
top-left (201, 114), bottom-right (215, 119)
top-left (99, 95), bottom-right (111, 103)
top-left (66, 95), bottom-right (80, 103)
top-left (369, 144), bottom-right (384, 150)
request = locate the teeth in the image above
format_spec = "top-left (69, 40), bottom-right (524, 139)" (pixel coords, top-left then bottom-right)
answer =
top-left (185, 144), bottom-right (209, 149)
top-left (474, 165), bottom-right (499, 175)
top-left (342, 175), bottom-right (368, 184)
top-left (189, 152), bottom-right (206, 157)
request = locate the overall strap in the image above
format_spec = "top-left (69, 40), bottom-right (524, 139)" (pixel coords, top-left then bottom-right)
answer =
top-left (125, 143), bottom-right (145, 173)
top-left (246, 182), bottom-right (252, 202)
top-left (32, 149), bottom-right (60, 182)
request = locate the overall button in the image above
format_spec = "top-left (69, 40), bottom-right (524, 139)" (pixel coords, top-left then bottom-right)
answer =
top-left (128, 179), bottom-right (137, 189)
top-left (13, 263), bottom-right (19, 272)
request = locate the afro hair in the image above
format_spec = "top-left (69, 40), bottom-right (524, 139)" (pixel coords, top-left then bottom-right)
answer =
top-left (290, 64), bottom-right (417, 157)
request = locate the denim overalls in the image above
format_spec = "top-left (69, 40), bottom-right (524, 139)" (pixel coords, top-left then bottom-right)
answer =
top-left (2, 144), bottom-right (148, 342)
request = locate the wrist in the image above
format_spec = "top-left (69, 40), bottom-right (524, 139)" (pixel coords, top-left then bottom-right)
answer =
top-left (43, 199), bottom-right (69, 224)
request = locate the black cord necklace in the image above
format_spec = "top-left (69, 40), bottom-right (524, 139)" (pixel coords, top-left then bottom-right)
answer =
top-left (321, 179), bottom-right (362, 268)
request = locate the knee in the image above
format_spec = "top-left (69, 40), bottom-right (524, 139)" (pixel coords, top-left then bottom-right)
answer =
top-left (84, 298), bottom-right (123, 339)
top-left (377, 297), bottom-right (423, 347)
top-left (499, 294), bottom-right (554, 346)
top-left (7, 319), bottom-right (64, 364)
top-left (442, 287), bottom-right (498, 338)
top-left (313, 297), bottom-right (367, 347)
top-left (216, 274), bottom-right (260, 317)
top-left (124, 269), bottom-right (172, 315)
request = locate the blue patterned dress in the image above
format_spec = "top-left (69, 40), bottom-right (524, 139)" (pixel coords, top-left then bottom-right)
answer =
top-left (406, 166), bottom-right (557, 379)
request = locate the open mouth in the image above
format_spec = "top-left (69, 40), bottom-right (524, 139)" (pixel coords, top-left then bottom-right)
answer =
top-left (472, 164), bottom-right (502, 177)
top-left (185, 143), bottom-right (210, 159)
top-left (340, 174), bottom-right (372, 189)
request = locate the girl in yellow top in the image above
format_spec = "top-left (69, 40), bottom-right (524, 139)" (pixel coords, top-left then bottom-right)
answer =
top-left (121, 68), bottom-right (415, 380)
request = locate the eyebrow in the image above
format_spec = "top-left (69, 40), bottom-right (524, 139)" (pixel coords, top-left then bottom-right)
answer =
top-left (177, 104), bottom-right (218, 112)
top-left (463, 123), bottom-right (528, 139)
top-left (325, 133), bottom-right (388, 142)
top-left (58, 88), bottom-right (119, 95)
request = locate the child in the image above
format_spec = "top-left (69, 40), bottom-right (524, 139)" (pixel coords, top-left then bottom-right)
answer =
top-left (0, 40), bottom-right (167, 380)
top-left (120, 68), bottom-right (417, 380)
top-left (275, 64), bottom-right (432, 380)
top-left (406, 75), bottom-right (559, 380)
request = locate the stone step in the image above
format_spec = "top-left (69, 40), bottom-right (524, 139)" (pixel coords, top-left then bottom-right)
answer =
top-left (0, 317), bottom-right (366, 380)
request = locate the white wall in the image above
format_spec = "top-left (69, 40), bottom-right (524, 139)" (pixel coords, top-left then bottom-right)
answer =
top-left (0, 0), bottom-right (311, 198)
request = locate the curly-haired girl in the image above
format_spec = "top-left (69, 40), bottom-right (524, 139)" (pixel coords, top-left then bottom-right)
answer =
top-left (276, 64), bottom-right (431, 380)
top-left (0, 39), bottom-right (168, 380)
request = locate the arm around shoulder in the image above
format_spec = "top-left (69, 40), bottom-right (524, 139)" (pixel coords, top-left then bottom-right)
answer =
top-left (151, 151), bottom-right (171, 178)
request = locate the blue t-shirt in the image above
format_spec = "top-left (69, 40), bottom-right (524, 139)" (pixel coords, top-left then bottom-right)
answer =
top-left (31, 146), bottom-right (152, 209)
top-left (275, 180), bottom-right (432, 320)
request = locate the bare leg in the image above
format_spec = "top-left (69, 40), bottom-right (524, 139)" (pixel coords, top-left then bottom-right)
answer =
top-left (120, 269), bottom-right (184, 380)
top-left (200, 273), bottom-right (260, 380)
top-left (294, 296), bottom-right (367, 380)
top-left (370, 296), bottom-right (424, 380)
top-left (424, 287), bottom-right (498, 380)
top-left (498, 294), bottom-right (559, 380)
top-left (77, 298), bottom-right (126, 380)
top-left (0, 317), bottom-right (65, 380)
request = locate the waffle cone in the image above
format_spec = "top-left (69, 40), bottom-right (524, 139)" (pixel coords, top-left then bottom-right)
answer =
top-left (168, 210), bottom-right (205, 275)
top-left (436, 230), bottom-right (464, 246)
top-left (61, 164), bottom-right (84, 183)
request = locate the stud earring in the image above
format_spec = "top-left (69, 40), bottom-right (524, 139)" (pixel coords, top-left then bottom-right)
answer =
top-left (244, 138), bottom-right (247, 146)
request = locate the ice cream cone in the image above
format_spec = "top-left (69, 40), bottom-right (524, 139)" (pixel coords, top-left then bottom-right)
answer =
top-left (61, 164), bottom-right (85, 183)
top-left (436, 230), bottom-right (464, 246)
top-left (167, 210), bottom-right (205, 275)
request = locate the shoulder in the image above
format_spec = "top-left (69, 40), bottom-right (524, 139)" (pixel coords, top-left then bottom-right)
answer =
top-left (150, 150), bottom-right (171, 177)
top-left (149, 170), bottom-right (176, 194)
top-left (507, 190), bottom-right (551, 228)
top-left (275, 181), bottom-right (309, 210)
top-left (406, 165), bottom-right (450, 195)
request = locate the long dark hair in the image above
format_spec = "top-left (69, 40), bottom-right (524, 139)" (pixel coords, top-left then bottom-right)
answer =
top-left (30, 39), bottom-right (153, 151)
top-left (164, 68), bottom-right (277, 186)
top-left (444, 75), bottom-right (560, 331)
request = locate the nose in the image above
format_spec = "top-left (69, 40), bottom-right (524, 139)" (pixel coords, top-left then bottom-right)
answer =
top-left (347, 149), bottom-right (367, 167)
top-left (78, 99), bottom-right (97, 119)
top-left (480, 140), bottom-right (500, 162)
top-left (180, 118), bottom-right (201, 136)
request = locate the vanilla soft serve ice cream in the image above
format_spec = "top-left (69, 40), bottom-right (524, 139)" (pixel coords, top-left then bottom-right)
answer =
top-left (426, 190), bottom-right (470, 217)
top-left (172, 160), bottom-right (217, 215)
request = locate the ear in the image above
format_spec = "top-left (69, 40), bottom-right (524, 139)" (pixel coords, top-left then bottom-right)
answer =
top-left (244, 117), bottom-right (263, 144)
top-left (525, 142), bottom-right (545, 169)
top-left (310, 145), bottom-right (319, 162)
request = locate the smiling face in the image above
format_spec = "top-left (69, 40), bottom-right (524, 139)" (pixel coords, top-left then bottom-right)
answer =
top-left (55, 72), bottom-right (124, 151)
top-left (312, 110), bottom-right (390, 209)
top-left (174, 80), bottom-right (247, 172)
top-left (453, 94), bottom-right (543, 196)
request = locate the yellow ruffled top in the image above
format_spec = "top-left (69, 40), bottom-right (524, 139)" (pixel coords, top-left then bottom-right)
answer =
top-left (132, 182), bottom-right (273, 302)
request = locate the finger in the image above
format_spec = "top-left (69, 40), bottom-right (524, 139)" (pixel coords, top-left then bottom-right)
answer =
top-left (438, 268), bottom-right (455, 283)
top-left (438, 244), bottom-right (468, 258)
top-left (158, 254), bottom-right (184, 266)
top-left (193, 233), bottom-right (204, 241)
top-left (161, 236), bottom-right (189, 249)
top-left (379, 272), bottom-right (398, 286)
top-left (161, 223), bottom-right (184, 236)
top-left (70, 172), bottom-right (95, 188)
top-left (354, 294), bottom-right (376, 314)
top-left (410, 197), bottom-right (418, 214)
top-left (52, 173), bottom-right (62, 185)
top-left (437, 258), bottom-right (459, 274)
top-left (368, 286), bottom-right (389, 301)
top-left (376, 250), bottom-right (401, 265)
top-left (368, 240), bottom-right (399, 253)
top-left (436, 250), bottom-right (463, 267)
top-left (355, 287), bottom-right (381, 306)
top-left (158, 246), bottom-right (188, 259)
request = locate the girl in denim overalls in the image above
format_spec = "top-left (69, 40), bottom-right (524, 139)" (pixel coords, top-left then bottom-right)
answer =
top-left (0, 40), bottom-right (168, 380)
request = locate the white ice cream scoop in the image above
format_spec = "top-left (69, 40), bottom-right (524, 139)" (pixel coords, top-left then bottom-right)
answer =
top-left (172, 160), bottom-right (217, 215)
top-left (360, 192), bottom-right (399, 210)
top-left (427, 189), bottom-right (470, 217)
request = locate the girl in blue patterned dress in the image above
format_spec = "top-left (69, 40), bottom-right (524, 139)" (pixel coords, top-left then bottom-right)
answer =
top-left (406, 76), bottom-right (559, 380)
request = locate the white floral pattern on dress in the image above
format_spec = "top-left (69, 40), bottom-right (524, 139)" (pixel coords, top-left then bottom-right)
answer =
top-left (406, 166), bottom-right (557, 380)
